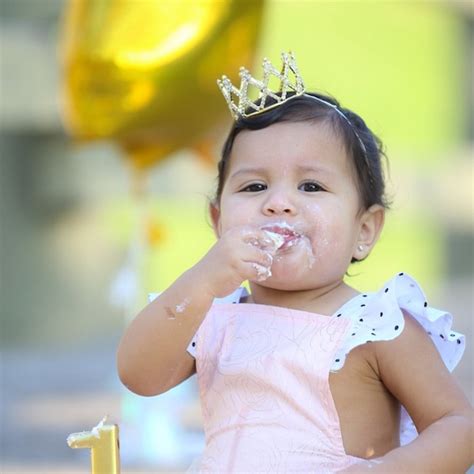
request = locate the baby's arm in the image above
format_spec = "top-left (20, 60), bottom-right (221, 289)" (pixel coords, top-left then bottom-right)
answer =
top-left (117, 226), bottom-right (275, 396)
top-left (341, 311), bottom-right (473, 473)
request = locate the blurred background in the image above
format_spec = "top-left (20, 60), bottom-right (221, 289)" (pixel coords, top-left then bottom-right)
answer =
top-left (0, 0), bottom-right (472, 473)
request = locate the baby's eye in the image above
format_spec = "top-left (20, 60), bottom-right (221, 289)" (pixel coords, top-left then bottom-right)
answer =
top-left (240, 183), bottom-right (267, 192)
top-left (299, 181), bottom-right (324, 192)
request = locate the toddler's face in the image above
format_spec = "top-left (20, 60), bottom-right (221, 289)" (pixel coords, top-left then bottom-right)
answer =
top-left (213, 121), bottom-right (368, 291)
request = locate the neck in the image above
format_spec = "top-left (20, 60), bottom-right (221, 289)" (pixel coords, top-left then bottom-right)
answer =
top-left (247, 279), bottom-right (359, 316)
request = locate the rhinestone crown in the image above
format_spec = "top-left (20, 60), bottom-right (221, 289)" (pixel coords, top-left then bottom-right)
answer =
top-left (217, 51), bottom-right (305, 120)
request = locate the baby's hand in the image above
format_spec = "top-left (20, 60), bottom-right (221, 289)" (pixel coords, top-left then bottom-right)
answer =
top-left (194, 226), bottom-right (278, 298)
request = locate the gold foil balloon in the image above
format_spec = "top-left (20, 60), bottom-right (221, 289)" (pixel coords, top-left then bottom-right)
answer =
top-left (60, 0), bottom-right (265, 169)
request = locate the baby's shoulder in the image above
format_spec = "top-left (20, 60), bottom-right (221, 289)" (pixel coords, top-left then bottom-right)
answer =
top-left (372, 307), bottom-right (441, 369)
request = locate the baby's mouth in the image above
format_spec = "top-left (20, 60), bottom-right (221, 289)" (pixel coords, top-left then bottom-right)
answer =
top-left (261, 224), bottom-right (303, 251)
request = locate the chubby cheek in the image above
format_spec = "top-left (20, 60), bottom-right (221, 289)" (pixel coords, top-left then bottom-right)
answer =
top-left (217, 200), bottom-right (254, 234)
top-left (303, 203), bottom-right (354, 262)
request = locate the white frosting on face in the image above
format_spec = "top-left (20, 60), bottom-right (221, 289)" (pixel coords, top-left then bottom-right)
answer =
top-left (252, 263), bottom-right (272, 281)
top-left (279, 234), bottom-right (316, 269)
top-left (262, 230), bottom-right (286, 250)
top-left (260, 221), bottom-right (316, 269)
top-left (300, 236), bottom-right (316, 268)
top-left (262, 220), bottom-right (301, 232)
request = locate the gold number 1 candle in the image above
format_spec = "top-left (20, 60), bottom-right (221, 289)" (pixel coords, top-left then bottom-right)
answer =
top-left (67, 417), bottom-right (121, 474)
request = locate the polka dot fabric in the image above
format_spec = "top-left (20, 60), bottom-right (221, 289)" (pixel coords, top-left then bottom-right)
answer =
top-left (330, 272), bottom-right (465, 373)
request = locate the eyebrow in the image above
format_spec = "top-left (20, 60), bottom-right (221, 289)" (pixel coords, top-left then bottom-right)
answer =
top-left (229, 167), bottom-right (267, 180)
top-left (296, 165), bottom-right (332, 175)
top-left (229, 165), bottom-right (331, 180)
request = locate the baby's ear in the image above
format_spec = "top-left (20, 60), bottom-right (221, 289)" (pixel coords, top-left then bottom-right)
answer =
top-left (209, 201), bottom-right (221, 238)
top-left (354, 204), bottom-right (385, 260)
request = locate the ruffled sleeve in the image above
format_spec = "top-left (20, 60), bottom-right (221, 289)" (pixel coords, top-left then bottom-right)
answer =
top-left (330, 272), bottom-right (466, 445)
top-left (148, 287), bottom-right (249, 359)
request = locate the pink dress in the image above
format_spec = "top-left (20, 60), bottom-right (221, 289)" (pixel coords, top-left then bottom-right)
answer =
top-left (148, 273), bottom-right (466, 473)
top-left (189, 302), bottom-right (363, 473)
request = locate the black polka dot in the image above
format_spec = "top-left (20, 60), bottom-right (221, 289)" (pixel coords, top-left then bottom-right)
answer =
top-left (192, 342), bottom-right (196, 347)
top-left (394, 325), bottom-right (399, 330)
top-left (371, 332), bottom-right (376, 336)
top-left (362, 294), bottom-right (368, 297)
top-left (457, 339), bottom-right (461, 344)
top-left (398, 272), bottom-right (404, 276)
top-left (352, 333), bottom-right (356, 336)
top-left (450, 333), bottom-right (455, 337)
top-left (384, 288), bottom-right (389, 293)
top-left (360, 304), bottom-right (366, 307)
top-left (380, 312), bottom-right (383, 317)
top-left (372, 328), bottom-right (376, 331)
top-left (336, 313), bottom-right (342, 318)
top-left (428, 331), bottom-right (432, 335)
top-left (424, 301), bottom-right (428, 307)
top-left (440, 334), bottom-right (444, 339)
top-left (359, 318), bottom-right (364, 322)
top-left (335, 359), bottom-right (340, 362)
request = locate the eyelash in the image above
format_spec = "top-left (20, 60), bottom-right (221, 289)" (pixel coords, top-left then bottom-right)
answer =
top-left (240, 183), bottom-right (266, 192)
top-left (299, 181), bottom-right (324, 192)
top-left (239, 181), bottom-right (325, 193)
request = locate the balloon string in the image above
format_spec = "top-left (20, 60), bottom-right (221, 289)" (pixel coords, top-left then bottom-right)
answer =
top-left (109, 163), bottom-right (151, 323)
top-left (128, 166), bottom-right (150, 320)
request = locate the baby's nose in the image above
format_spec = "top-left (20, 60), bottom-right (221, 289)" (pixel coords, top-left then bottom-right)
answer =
top-left (263, 192), bottom-right (296, 215)
top-left (265, 205), bottom-right (293, 215)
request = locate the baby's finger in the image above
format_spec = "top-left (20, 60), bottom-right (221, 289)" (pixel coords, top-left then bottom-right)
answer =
top-left (240, 261), bottom-right (272, 282)
top-left (242, 245), bottom-right (274, 268)
top-left (242, 248), bottom-right (274, 282)
top-left (241, 228), bottom-right (276, 251)
top-left (251, 263), bottom-right (272, 282)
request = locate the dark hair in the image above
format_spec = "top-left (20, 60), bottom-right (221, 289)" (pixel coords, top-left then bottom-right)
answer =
top-left (214, 92), bottom-right (390, 212)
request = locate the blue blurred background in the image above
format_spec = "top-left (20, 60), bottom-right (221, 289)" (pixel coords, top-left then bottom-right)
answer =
top-left (1, 1), bottom-right (472, 472)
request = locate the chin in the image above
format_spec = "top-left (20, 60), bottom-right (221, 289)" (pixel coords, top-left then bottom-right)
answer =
top-left (253, 276), bottom-right (314, 292)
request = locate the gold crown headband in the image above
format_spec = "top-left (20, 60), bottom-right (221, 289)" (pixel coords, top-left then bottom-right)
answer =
top-left (217, 52), bottom-right (368, 158)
